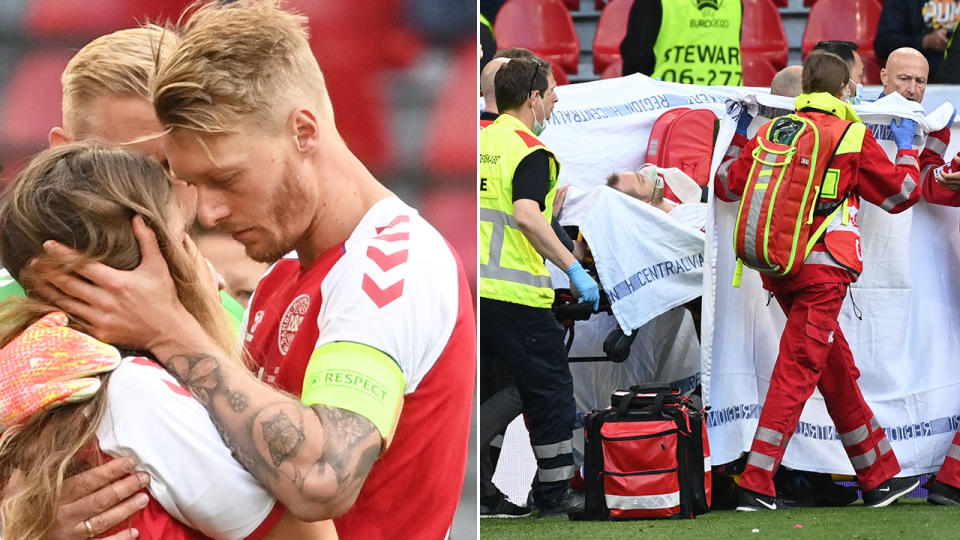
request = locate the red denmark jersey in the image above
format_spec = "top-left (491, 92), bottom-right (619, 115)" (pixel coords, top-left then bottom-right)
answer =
top-left (244, 198), bottom-right (477, 540)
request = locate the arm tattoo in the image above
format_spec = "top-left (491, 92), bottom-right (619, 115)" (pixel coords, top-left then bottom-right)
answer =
top-left (312, 405), bottom-right (380, 488)
top-left (163, 352), bottom-right (381, 509)
top-left (167, 353), bottom-right (223, 404)
top-left (261, 411), bottom-right (306, 467)
top-left (228, 390), bottom-right (249, 412)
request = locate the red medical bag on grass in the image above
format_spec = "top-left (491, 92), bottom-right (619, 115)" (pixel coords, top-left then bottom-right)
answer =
top-left (577, 387), bottom-right (711, 520)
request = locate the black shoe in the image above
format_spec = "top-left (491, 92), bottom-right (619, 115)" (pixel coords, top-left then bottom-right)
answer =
top-left (537, 488), bottom-right (584, 518)
top-left (775, 469), bottom-right (858, 507)
top-left (736, 488), bottom-right (792, 511)
top-left (928, 481), bottom-right (960, 506)
top-left (862, 476), bottom-right (920, 507)
top-left (480, 493), bottom-right (532, 518)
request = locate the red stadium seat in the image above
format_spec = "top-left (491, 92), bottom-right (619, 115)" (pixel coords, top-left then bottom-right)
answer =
top-left (740, 0), bottom-right (788, 87)
top-left (285, 0), bottom-right (426, 171)
top-left (424, 43), bottom-right (476, 177)
top-left (741, 55), bottom-right (780, 88)
top-left (802, 0), bottom-right (883, 84)
top-left (287, 0), bottom-right (423, 71)
top-left (595, 0), bottom-right (608, 9)
top-left (418, 188), bottom-right (477, 292)
top-left (24, 0), bottom-right (189, 38)
top-left (563, 0), bottom-right (580, 9)
top-left (592, 0), bottom-right (631, 75)
top-left (0, 49), bottom-right (70, 154)
top-left (552, 65), bottom-right (570, 85)
top-left (773, 0), bottom-right (789, 6)
top-left (494, 0), bottom-right (580, 75)
top-left (601, 59), bottom-right (622, 79)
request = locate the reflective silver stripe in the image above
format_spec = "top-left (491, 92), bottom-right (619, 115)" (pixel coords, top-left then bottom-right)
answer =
top-left (869, 416), bottom-right (880, 432)
top-left (925, 135), bottom-right (948, 157)
top-left (840, 425), bottom-right (869, 447)
top-left (920, 164), bottom-right (936, 188)
top-left (491, 434), bottom-right (504, 448)
top-left (947, 444), bottom-right (960, 461)
top-left (725, 143), bottom-right (743, 158)
top-left (755, 426), bottom-right (783, 447)
top-left (705, 455), bottom-right (712, 472)
top-left (743, 154), bottom-right (773, 267)
top-left (533, 439), bottom-right (573, 459)
top-left (895, 154), bottom-right (918, 167)
top-left (538, 464), bottom-right (576, 482)
top-left (804, 250), bottom-right (841, 267)
top-left (605, 491), bottom-right (680, 511)
top-left (850, 448), bottom-right (877, 470)
top-left (880, 175), bottom-right (917, 211)
top-left (716, 160), bottom-right (739, 200)
top-left (479, 264), bottom-right (553, 288)
top-left (478, 206), bottom-right (516, 267)
top-left (746, 451), bottom-right (777, 471)
top-left (877, 436), bottom-right (892, 455)
top-left (478, 206), bottom-right (553, 289)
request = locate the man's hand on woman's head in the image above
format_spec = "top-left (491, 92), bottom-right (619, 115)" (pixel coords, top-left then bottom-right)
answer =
top-left (30, 216), bottom-right (199, 352)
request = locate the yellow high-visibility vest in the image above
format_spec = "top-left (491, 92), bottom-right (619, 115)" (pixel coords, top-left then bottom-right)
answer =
top-left (478, 114), bottom-right (559, 308)
top-left (652, 0), bottom-right (743, 86)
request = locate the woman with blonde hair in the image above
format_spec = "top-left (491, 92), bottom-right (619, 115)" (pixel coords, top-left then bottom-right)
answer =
top-left (0, 142), bottom-right (335, 540)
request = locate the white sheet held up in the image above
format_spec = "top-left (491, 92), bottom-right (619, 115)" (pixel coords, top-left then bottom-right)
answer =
top-left (568, 186), bottom-right (705, 334)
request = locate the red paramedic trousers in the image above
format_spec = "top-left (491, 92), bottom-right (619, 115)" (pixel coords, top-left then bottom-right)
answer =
top-left (739, 282), bottom-right (900, 497)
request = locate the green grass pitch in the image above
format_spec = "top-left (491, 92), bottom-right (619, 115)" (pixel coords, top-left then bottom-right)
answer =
top-left (479, 499), bottom-right (960, 539)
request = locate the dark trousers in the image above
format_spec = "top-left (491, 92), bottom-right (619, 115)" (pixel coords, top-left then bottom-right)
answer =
top-left (480, 297), bottom-right (577, 504)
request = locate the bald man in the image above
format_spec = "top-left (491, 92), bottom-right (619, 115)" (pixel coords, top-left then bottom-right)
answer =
top-left (878, 47), bottom-right (960, 207)
top-left (481, 47), bottom-right (540, 128)
top-left (770, 65), bottom-right (803, 98)
top-left (480, 57), bottom-right (509, 128)
top-left (880, 46), bottom-right (929, 102)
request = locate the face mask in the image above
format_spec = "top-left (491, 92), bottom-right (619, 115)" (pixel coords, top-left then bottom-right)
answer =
top-left (531, 94), bottom-right (547, 136)
top-left (847, 79), bottom-right (863, 105)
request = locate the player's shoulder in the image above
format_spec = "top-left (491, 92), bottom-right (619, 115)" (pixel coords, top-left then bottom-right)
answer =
top-left (343, 197), bottom-right (457, 268)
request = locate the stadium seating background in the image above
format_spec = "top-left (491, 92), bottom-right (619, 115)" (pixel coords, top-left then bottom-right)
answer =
top-left (0, 1), bottom-right (477, 537)
top-left (493, 0), bottom-right (886, 86)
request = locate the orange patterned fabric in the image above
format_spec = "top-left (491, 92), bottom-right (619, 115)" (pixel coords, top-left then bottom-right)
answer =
top-left (0, 311), bottom-right (121, 431)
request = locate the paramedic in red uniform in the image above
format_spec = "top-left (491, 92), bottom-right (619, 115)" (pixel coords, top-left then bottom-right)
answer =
top-left (915, 84), bottom-right (960, 509)
top-left (34, 1), bottom-right (476, 538)
top-left (717, 51), bottom-right (924, 511)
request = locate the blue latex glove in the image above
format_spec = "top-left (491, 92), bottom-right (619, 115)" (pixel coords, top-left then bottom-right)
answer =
top-left (736, 111), bottom-right (754, 137)
top-left (890, 117), bottom-right (918, 150)
top-left (565, 261), bottom-right (599, 311)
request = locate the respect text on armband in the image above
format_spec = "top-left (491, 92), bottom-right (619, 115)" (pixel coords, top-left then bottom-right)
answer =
top-left (313, 369), bottom-right (389, 401)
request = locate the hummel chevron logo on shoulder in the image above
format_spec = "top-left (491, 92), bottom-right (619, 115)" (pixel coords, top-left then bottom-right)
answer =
top-left (362, 275), bottom-right (404, 308)
top-left (366, 246), bottom-right (408, 271)
top-left (363, 214), bottom-right (410, 308)
top-left (375, 215), bottom-right (410, 234)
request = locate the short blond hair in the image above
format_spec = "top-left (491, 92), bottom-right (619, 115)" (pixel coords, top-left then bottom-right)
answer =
top-left (153, 0), bottom-right (334, 135)
top-left (61, 25), bottom-right (178, 136)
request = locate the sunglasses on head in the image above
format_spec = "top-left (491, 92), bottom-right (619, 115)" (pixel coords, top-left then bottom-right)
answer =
top-left (528, 60), bottom-right (547, 97)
